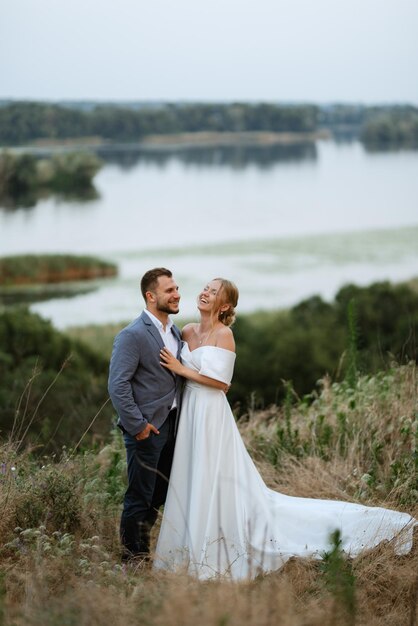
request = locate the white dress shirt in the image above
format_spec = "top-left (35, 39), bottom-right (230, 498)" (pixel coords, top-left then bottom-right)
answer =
top-left (143, 309), bottom-right (179, 408)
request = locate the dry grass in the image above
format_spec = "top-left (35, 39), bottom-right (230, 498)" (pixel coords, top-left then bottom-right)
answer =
top-left (2, 542), bottom-right (417, 626)
top-left (0, 364), bottom-right (417, 625)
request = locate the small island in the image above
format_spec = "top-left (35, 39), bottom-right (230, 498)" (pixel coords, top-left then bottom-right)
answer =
top-left (0, 254), bottom-right (117, 285)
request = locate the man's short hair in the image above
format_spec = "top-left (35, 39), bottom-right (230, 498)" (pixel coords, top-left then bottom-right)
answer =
top-left (140, 267), bottom-right (172, 301)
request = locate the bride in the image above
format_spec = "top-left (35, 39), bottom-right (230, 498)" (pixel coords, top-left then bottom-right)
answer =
top-left (154, 278), bottom-right (416, 580)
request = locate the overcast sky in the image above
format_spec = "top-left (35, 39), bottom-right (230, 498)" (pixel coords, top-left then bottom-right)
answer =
top-left (1, 0), bottom-right (417, 104)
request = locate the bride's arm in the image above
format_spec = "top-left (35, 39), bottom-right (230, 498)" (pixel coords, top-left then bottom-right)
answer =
top-left (160, 347), bottom-right (231, 391)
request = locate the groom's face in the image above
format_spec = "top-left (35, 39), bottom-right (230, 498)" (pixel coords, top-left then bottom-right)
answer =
top-left (152, 275), bottom-right (180, 315)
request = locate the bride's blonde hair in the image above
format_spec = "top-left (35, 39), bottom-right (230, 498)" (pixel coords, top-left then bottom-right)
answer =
top-left (213, 278), bottom-right (239, 327)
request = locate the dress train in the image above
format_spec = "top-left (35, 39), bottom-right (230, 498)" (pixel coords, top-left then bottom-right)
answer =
top-left (154, 345), bottom-right (416, 580)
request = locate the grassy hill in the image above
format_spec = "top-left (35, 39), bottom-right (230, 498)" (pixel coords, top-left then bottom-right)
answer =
top-left (0, 363), bottom-right (416, 625)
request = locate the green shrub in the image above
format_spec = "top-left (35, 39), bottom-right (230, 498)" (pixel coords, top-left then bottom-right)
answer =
top-left (0, 308), bottom-right (113, 452)
top-left (230, 281), bottom-right (418, 408)
top-left (15, 466), bottom-right (81, 532)
top-left (320, 530), bottom-right (356, 624)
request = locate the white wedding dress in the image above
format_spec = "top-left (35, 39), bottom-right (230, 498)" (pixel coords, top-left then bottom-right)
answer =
top-left (154, 345), bottom-right (416, 580)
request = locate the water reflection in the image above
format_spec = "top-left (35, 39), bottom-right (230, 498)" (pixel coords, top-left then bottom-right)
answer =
top-left (0, 142), bottom-right (318, 210)
top-left (328, 129), bottom-right (360, 144)
top-left (362, 143), bottom-right (418, 154)
top-left (0, 283), bottom-right (97, 306)
top-left (0, 186), bottom-right (100, 211)
top-left (95, 142), bottom-right (317, 170)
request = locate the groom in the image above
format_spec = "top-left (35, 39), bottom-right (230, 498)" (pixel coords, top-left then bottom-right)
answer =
top-left (108, 267), bottom-right (183, 562)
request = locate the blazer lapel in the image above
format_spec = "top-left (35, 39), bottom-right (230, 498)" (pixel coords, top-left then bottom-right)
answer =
top-left (141, 312), bottom-right (181, 382)
top-left (172, 324), bottom-right (183, 359)
top-left (140, 311), bottom-right (165, 350)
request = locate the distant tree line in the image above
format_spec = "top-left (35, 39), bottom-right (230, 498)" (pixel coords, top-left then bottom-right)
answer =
top-left (360, 107), bottom-right (418, 148)
top-left (1, 101), bottom-right (417, 148)
top-left (0, 102), bottom-right (319, 144)
top-left (319, 104), bottom-right (418, 147)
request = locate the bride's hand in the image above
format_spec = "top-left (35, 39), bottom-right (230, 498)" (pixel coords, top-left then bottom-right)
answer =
top-left (160, 347), bottom-right (183, 374)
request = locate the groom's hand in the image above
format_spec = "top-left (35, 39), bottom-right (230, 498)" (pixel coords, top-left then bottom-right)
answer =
top-left (135, 423), bottom-right (160, 441)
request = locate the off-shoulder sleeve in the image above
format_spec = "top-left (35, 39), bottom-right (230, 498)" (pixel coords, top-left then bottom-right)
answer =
top-left (198, 347), bottom-right (236, 384)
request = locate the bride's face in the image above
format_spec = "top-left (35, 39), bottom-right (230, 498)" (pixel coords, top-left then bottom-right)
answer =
top-left (197, 280), bottom-right (222, 313)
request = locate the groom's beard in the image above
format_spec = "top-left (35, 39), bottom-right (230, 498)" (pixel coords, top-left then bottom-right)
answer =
top-left (156, 300), bottom-right (180, 315)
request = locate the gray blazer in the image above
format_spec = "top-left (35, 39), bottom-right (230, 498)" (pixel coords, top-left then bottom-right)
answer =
top-left (108, 311), bottom-right (183, 437)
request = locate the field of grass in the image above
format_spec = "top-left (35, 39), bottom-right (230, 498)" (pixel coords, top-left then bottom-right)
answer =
top-left (1, 363), bottom-right (416, 625)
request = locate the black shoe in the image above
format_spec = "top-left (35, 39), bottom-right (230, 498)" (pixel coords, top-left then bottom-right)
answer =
top-left (121, 552), bottom-right (152, 575)
top-left (120, 518), bottom-right (152, 559)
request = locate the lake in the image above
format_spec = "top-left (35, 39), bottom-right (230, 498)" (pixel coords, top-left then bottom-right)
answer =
top-left (1, 139), bottom-right (417, 328)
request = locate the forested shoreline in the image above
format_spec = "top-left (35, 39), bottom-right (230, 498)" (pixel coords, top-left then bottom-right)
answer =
top-left (0, 102), bottom-right (318, 144)
top-left (1, 101), bottom-right (417, 148)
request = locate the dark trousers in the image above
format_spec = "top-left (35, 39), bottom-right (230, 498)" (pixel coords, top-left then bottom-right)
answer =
top-left (120, 409), bottom-right (176, 560)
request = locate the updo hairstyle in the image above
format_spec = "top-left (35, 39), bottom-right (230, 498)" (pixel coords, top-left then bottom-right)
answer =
top-left (213, 278), bottom-right (239, 327)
